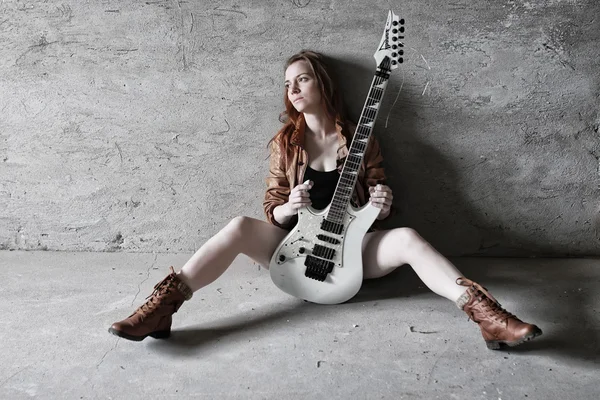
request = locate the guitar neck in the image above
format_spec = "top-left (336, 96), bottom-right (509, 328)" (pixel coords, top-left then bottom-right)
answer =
top-left (326, 58), bottom-right (392, 224)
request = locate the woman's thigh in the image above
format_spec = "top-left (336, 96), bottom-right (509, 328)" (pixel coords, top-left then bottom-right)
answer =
top-left (361, 227), bottom-right (423, 279)
top-left (233, 216), bottom-right (289, 268)
top-left (236, 220), bottom-right (421, 276)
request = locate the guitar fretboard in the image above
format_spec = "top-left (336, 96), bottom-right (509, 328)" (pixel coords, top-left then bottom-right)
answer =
top-left (325, 57), bottom-right (392, 225)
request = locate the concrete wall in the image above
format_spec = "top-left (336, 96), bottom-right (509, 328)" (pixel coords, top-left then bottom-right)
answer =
top-left (1, 0), bottom-right (598, 256)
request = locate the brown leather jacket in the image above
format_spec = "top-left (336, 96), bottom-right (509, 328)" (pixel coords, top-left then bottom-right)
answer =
top-left (264, 114), bottom-right (395, 230)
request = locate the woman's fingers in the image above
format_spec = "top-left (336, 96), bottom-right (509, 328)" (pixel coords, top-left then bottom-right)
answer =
top-left (290, 191), bottom-right (311, 201)
top-left (369, 184), bottom-right (393, 210)
top-left (285, 180), bottom-right (314, 214)
top-left (297, 180), bottom-right (313, 191)
top-left (369, 185), bottom-right (393, 199)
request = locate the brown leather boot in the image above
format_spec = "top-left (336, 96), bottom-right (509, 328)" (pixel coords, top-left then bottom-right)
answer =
top-left (108, 266), bottom-right (193, 341)
top-left (456, 277), bottom-right (542, 350)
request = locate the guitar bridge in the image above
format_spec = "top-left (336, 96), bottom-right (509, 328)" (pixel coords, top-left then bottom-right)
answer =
top-left (304, 255), bottom-right (334, 282)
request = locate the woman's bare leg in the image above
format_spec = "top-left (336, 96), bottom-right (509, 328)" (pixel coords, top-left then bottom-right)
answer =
top-left (361, 227), bottom-right (466, 302)
top-left (360, 227), bottom-right (543, 349)
top-left (177, 216), bottom-right (288, 292)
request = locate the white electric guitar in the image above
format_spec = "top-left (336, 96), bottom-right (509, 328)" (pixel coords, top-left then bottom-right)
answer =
top-left (269, 10), bottom-right (405, 304)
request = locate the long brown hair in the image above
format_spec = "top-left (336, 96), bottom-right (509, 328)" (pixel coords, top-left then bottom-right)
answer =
top-left (268, 50), bottom-right (349, 158)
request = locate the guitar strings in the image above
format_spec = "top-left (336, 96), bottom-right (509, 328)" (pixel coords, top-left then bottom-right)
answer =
top-left (322, 72), bottom-right (386, 263)
top-left (321, 70), bottom-right (389, 264)
top-left (325, 71), bottom-right (387, 225)
top-left (327, 58), bottom-right (411, 230)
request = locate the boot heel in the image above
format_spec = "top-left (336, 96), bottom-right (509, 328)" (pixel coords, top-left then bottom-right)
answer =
top-left (149, 330), bottom-right (171, 339)
top-left (486, 340), bottom-right (501, 350)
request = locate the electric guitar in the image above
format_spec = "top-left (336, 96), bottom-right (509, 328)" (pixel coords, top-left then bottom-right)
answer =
top-left (269, 10), bottom-right (405, 304)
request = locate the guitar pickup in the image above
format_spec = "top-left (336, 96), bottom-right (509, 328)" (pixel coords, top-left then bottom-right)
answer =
top-left (316, 234), bottom-right (340, 245)
top-left (321, 219), bottom-right (344, 235)
top-left (312, 244), bottom-right (336, 260)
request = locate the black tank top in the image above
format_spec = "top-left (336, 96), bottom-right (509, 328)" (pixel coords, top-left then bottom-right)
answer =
top-left (304, 165), bottom-right (339, 210)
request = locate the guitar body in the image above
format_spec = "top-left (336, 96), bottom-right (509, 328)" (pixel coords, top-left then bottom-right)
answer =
top-left (268, 9), bottom-right (404, 305)
top-left (270, 202), bottom-right (380, 304)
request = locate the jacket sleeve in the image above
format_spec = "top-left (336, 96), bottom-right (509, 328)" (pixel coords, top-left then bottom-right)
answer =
top-left (263, 140), bottom-right (292, 229)
top-left (364, 135), bottom-right (397, 221)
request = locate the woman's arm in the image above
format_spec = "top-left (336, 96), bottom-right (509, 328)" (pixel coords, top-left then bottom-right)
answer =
top-left (263, 140), bottom-right (294, 229)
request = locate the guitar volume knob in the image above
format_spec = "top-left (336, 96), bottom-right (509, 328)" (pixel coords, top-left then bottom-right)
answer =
top-left (279, 255), bottom-right (286, 262)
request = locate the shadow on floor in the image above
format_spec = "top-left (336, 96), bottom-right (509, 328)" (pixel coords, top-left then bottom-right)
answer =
top-left (151, 259), bottom-right (599, 369)
top-left (355, 259), bottom-right (600, 369)
top-left (454, 260), bottom-right (600, 369)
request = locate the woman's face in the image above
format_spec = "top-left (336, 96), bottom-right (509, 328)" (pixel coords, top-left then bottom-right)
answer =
top-left (284, 60), bottom-right (321, 113)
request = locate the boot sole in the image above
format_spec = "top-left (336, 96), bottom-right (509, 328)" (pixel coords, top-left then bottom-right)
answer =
top-left (486, 327), bottom-right (543, 350)
top-left (108, 327), bottom-right (171, 342)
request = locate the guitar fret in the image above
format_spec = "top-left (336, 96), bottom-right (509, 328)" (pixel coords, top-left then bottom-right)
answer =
top-left (324, 64), bottom-right (390, 223)
top-left (348, 154), bottom-right (361, 162)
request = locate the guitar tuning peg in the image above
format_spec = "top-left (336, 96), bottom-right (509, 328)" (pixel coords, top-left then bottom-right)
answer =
top-left (392, 36), bottom-right (397, 42)
top-left (400, 26), bottom-right (405, 33)
top-left (392, 20), bottom-right (398, 26)
top-left (400, 18), bottom-right (405, 24)
top-left (398, 58), bottom-right (404, 63)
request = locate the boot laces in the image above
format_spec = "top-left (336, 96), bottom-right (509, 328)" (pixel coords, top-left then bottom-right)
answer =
top-left (457, 277), bottom-right (515, 324)
top-left (134, 279), bottom-right (176, 319)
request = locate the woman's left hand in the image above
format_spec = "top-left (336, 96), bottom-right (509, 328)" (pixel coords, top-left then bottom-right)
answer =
top-left (369, 184), bottom-right (393, 216)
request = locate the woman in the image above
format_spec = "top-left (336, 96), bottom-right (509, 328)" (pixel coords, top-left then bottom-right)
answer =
top-left (109, 50), bottom-right (542, 350)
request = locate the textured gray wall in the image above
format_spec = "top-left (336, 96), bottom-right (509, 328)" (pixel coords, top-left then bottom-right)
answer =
top-left (1, 0), bottom-right (598, 256)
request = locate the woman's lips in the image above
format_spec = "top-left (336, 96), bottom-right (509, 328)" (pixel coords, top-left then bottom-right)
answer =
top-left (293, 97), bottom-right (304, 103)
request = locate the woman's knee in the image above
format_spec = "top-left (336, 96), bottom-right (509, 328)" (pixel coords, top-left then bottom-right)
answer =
top-left (391, 227), bottom-right (427, 250)
top-left (223, 216), bottom-right (251, 242)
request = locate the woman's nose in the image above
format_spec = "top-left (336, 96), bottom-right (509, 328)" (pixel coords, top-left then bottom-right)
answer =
top-left (290, 82), bottom-right (300, 93)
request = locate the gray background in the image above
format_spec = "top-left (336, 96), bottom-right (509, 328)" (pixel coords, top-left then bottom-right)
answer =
top-left (1, 0), bottom-right (598, 256)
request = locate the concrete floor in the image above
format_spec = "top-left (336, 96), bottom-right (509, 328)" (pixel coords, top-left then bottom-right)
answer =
top-left (1, 251), bottom-right (599, 399)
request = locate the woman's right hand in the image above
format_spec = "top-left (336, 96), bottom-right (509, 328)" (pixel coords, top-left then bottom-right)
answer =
top-left (283, 180), bottom-right (313, 216)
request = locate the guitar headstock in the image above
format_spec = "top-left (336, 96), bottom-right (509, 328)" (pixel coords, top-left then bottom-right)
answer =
top-left (374, 10), bottom-right (405, 71)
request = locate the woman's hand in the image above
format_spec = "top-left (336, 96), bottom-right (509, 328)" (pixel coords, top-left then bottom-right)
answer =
top-left (369, 184), bottom-right (393, 218)
top-left (283, 180), bottom-right (313, 217)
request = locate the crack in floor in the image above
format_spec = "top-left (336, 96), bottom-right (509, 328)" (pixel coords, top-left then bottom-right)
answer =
top-left (131, 254), bottom-right (159, 306)
top-left (0, 366), bottom-right (29, 388)
top-left (96, 337), bottom-right (120, 369)
top-left (94, 255), bottom-right (159, 370)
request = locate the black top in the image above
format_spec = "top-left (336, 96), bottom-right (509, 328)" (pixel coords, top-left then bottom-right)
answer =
top-left (304, 165), bottom-right (339, 210)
